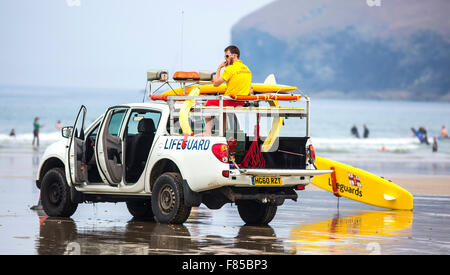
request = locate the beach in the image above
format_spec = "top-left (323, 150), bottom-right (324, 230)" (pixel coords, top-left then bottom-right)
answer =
top-left (305, 175), bottom-right (450, 196)
top-left (1, 146), bottom-right (450, 255)
top-left (1, 0), bottom-right (450, 256)
top-left (1, 146), bottom-right (448, 198)
top-left (387, 176), bottom-right (450, 196)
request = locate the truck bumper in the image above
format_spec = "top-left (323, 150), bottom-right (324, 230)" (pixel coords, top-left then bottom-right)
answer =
top-left (215, 168), bottom-right (333, 188)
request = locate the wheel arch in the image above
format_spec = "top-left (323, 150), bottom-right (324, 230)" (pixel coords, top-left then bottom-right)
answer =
top-left (37, 157), bottom-right (65, 189)
top-left (148, 158), bottom-right (182, 192)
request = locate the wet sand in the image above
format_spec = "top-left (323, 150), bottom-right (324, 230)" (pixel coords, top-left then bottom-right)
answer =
top-left (388, 176), bottom-right (450, 196)
top-left (0, 148), bottom-right (450, 255)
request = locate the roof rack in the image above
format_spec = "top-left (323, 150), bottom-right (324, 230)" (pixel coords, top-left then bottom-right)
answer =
top-left (144, 69), bottom-right (311, 137)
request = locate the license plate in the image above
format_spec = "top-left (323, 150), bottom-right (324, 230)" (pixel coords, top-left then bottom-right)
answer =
top-left (252, 176), bottom-right (282, 186)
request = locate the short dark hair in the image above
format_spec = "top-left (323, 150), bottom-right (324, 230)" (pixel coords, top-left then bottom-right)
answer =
top-left (224, 45), bottom-right (240, 58)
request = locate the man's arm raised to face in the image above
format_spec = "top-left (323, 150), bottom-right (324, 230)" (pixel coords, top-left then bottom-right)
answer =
top-left (213, 61), bottom-right (227, 87)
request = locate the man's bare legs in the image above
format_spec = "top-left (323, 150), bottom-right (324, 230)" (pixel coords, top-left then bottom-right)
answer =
top-left (196, 116), bottom-right (226, 136)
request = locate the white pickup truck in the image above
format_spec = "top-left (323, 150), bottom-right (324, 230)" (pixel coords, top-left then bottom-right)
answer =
top-left (36, 72), bottom-right (330, 225)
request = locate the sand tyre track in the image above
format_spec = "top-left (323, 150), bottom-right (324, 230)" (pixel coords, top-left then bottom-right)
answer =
top-left (41, 168), bottom-right (78, 217)
top-left (237, 200), bottom-right (277, 225)
top-left (126, 200), bottom-right (155, 220)
top-left (151, 172), bottom-right (191, 224)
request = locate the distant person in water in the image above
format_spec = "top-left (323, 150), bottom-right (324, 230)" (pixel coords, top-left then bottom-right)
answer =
top-left (411, 127), bottom-right (423, 143)
top-left (55, 120), bottom-right (63, 130)
top-left (441, 125), bottom-right (448, 139)
top-left (363, 124), bottom-right (369, 138)
top-left (351, 124), bottom-right (360, 138)
top-left (9, 128), bottom-right (15, 137)
top-left (32, 117), bottom-right (44, 147)
top-left (419, 127), bottom-right (429, 145)
top-left (432, 137), bottom-right (438, 152)
top-left (411, 127), bottom-right (429, 144)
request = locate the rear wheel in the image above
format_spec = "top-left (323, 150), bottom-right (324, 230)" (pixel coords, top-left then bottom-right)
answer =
top-left (237, 200), bottom-right (277, 225)
top-left (126, 200), bottom-right (154, 220)
top-left (41, 168), bottom-right (78, 217)
top-left (151, 172), bottom-right (191, 224)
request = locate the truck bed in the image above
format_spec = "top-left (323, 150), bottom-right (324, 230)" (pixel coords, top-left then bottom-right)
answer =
top-left (237, 136), bottom-right (309, 170)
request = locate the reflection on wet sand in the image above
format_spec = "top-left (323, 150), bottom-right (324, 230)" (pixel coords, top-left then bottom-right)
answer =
top-left (36, 216), bottom-right (286, 255)
top-left (289, 210), bottom-right (413, 254)
top-left (36, 208), bottom-right (414, 255)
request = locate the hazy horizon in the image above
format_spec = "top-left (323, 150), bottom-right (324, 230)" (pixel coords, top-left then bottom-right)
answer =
top-left (0, 0), bottom-right (274, 90)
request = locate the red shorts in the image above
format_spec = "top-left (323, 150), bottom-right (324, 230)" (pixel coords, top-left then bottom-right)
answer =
top-left (204, 99), bottom-right (245, 107)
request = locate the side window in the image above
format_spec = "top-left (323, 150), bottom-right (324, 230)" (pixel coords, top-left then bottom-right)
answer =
top-left (108, 109), bottom-right (127, 136)
top-left (87, 122), bottom-right (100, 143)
top-left (74, 106), bottom-right (86, 139)
top-left (127, 110), bottom-right (161, 135)
top-left (166, 117), bottom-right (206, 135)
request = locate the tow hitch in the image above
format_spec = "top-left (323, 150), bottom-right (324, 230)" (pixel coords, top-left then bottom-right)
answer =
top-left (222, 187), bottom-right (298, 206)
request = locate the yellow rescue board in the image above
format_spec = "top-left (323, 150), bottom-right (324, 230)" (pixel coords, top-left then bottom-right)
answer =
top-left (162, 83), bottom-right (297, 96)
top-left (312, 156), bottom-right (413, 210)
top-left (179, 88), bottom-right (200, 135)
top-left (261, 100), bottom-right (284, 152)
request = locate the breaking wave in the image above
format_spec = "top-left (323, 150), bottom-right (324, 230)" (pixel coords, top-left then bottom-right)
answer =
top-left (311, 137), bottom-right (421, 154)
top-left (0, 132), bottom-right (64, 148)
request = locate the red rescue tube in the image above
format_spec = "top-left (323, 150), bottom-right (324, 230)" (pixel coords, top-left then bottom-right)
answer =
top-left (150, 94), bottom-right (169, 101)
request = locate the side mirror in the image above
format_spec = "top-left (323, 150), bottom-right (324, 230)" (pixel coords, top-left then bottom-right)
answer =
top-left (61, 126), bottom-right (73, 138)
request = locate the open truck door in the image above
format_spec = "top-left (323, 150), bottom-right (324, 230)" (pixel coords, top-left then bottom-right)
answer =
top-left (95, 106), bottom-right (129, 186)
top-left (67, 105), bottom-right (87, 185)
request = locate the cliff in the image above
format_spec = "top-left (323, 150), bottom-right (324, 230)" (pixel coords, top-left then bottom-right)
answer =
top-left (231, 0), bottom-right (450, 101)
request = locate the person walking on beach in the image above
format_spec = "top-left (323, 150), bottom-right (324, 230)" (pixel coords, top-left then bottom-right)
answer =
top-left (32, 117), bottom-right (44, 147)
top-left (201, 45), bottom-right (252, 136)
top-left (363, 124), bottom-right (369, 138)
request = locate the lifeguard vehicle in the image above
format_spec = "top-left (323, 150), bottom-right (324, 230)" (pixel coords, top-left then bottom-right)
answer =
top-left (35, 70), bottom-right (333, 225)
top-left (35, 70), bottom-right (412, 225)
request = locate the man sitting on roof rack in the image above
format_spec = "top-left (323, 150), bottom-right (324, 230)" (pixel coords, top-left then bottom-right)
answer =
top-left (201, 45), bottom-right (252, 136)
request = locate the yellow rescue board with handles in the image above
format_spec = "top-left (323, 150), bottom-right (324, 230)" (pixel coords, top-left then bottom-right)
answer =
top-left (162, 83), bottom-right (297, 96)
top-left (179, 88), bottom-right (200, 135)
top-left (261, 100), bottom-right (284, 152)
top-left (312, 156), bottom-right (413, 210)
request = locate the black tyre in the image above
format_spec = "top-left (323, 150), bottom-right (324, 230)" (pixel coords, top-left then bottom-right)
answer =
top-left (151, 172), bottom-right (191, 224)
top-left (126, 200), bottom-right (154, 220)
top-left (41, 168), bottom-right (78, 217)
top-left (237, 200), bottom-right (277, 225)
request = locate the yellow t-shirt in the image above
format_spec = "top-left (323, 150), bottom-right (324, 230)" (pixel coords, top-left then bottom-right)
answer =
top-left (221, 60), bottom-right (252, 96)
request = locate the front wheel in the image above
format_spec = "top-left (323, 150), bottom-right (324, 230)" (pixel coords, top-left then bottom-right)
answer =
top-left (151, 172), bottom-right (191, 224)
top-left (41, 168), bottom-right (78, 217)
top-left (237, 200), bottom-right (277, 225)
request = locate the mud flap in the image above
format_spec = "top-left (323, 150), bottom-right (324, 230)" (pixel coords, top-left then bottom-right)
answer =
top-left (71, 185), bottom-right (84, 204)
top-left (183, 180), bottom-right (202, 207)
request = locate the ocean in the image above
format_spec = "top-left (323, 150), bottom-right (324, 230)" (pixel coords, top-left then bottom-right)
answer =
top-left (1, 86), bottom-right (450, 176)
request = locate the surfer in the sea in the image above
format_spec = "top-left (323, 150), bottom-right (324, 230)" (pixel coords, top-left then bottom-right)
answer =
top-left (351, 124), bottom-right (360, 138)
top-left (411, 127), bottom-right (429, 145)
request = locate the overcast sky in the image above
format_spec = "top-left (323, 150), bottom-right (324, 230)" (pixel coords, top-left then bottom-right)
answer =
top-left (0, 0), bottom-right (274, 90)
